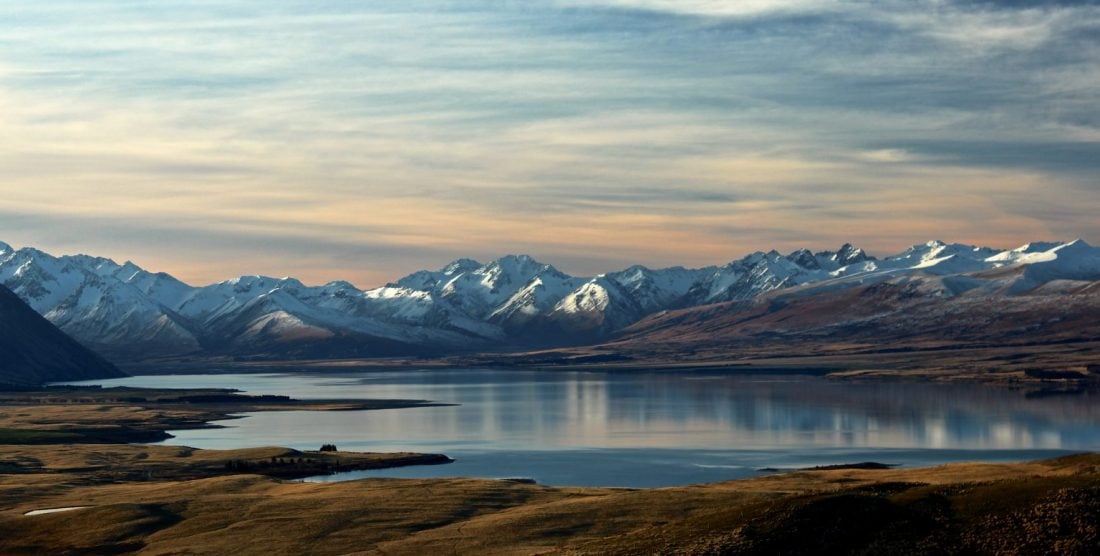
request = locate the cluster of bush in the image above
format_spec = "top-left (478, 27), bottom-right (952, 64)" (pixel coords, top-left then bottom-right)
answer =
top-left (319, 444), bottom-right (338, 452)
top-left (223, 456), bottom-right (328, 471)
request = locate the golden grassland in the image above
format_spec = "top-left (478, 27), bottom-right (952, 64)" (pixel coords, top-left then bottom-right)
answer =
top-left (1, 446), bottom-right (1098, 555)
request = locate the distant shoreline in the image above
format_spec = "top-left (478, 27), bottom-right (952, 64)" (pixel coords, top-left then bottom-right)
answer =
top-left (0, 385), bottom-right (452, 446)
top-left (111, 339), bottom-right (1100, 394)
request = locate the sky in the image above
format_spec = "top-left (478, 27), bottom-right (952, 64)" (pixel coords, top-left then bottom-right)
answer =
top-left (1, 0), bottom-right (1097, 287)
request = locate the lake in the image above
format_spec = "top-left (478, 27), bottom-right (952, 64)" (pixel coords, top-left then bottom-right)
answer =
top-left (68, 370), bottom-right (1100, 487)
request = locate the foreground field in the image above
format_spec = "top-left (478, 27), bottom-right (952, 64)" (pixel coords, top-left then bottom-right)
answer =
top-left (1, 447), bottom-right (1098, 554)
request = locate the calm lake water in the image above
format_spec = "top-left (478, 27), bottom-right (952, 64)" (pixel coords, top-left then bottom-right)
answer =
top-left (68, 370), bottom-right (1100, 487)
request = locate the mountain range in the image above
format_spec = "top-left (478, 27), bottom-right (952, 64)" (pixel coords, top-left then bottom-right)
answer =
top-left (610, 240), bottom-right (1100, 360)
top-left (1, 239), bottom-right (1098, 363)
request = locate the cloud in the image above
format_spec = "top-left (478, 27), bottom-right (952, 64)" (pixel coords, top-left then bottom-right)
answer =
top-left (554, 0), bottom-right (836, 18)
top-left (858, 149), bottom-right (913, 163)
top-left (0, 0), bottom-right (1097, 282)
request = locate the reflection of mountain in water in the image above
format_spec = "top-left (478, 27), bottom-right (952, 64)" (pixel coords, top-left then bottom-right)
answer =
top-left (599, 377), bottom-right (1100, 450)
top-left (78, 371), bottom-right (1100, 452)
top-left (70, 371), bottom-right (1100, 487)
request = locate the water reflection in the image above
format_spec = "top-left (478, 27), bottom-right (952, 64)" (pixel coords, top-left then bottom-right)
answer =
top-left (70, 370), bottom-right (1100, 486)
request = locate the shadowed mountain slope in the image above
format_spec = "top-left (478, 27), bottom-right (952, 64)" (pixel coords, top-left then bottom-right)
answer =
top-left (0, 284), bottom-right (124, 386)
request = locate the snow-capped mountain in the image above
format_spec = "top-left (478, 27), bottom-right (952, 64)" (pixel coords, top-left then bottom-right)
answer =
top-left (394, 258), bottom-right (480, 291)
top-left (0, 247), bottom-right (201, 356)
top-left (617, 240), bottom-right (1100, 359)
top-left (1000, 239), bottom-right (1100, 282)
top-left (488, 269), bottom-right (587, 329)
top-left (607, 265), bottom-right (703, 313)
top-left (393, 254), bottom-right (591, 336)
top-left (878, 240), bottom-right (1000, 275)
top-left (432, 255), bottom-right (576, 320)
top-left (1, 238), bottom-right (1096, 361)
top-left (545, 275), bottom-right (647, 338)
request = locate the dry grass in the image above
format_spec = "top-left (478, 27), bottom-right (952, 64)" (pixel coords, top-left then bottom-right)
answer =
top-left (2, 448), bottom-right (1099, 555)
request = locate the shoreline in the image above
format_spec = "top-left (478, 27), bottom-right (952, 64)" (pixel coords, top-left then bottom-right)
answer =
top-left (0, 386), bottom-right (455, 483)
top-left (111, 345), bottom-right (1100, 393)
top-left (0, 385), bottom-right (452, 445)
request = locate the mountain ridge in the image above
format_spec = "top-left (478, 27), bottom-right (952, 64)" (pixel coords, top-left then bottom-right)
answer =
top-left (2, 239), bottom-right (1097, 362)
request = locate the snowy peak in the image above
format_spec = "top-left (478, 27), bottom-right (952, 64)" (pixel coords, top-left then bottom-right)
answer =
top-left (223, 275), bottom-right (292, 289)
top-left (480, 254), bottom-right (561, 283)
top-left (987, 241), bottom-right (1064, 262)
top-left (175, 275), bottom-right (308, 321)
top-left (694, 248), bottom-right (829, 304)
top-left (555, 277), bottom-right (616, 314)
top-left (911, 253), bottom-right (990, 275)
top-left (783, 244), bottom-right (872, 273)
top-left (1059, 238), bottom-right (1094, 251)
top-left (984, 239), bottom-right (1098, 269)
top-left (0, 247), bottom-right (95, 312)
top-left (835, 243), bottom-right (870, 266)
top-left (394, 270), bottom-right (445, 291)
top-left (489, 271), bottom-right (585, 327)
top-left (443, 258), bottom-right (482, 274)
top-left (876, 241), bottom-right (998, 276)
top-left (394, 258), bottom-right (481, 291)
top-left (366, 285), bottom-right (430, 302)
top-left (317, 280), bottom-right (361, 297)
top-left (607, 265), bottom-right (703, 313)
top-left (120, 270), bottom-right (195, 310)
top-left (436, 254), bottom-right (572, 319)
top-left (0, 248), bottom-right (202, 356)
top-left (550, 275), bottom-right (645, 333)
top-left (999, 239), bottom-right (1100, 283)
top-left (787, 249), bottom-right (821, 270)
top-left (885, 241), bottom-right (999, 271)
top-left (324, 280), bottom-right (358, 290)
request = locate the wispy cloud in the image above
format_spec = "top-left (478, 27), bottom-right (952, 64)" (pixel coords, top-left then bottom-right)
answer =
top-left (555, 0), bottom-right (837, 17)
top-left (0, 0), bottom-right (1097, 284)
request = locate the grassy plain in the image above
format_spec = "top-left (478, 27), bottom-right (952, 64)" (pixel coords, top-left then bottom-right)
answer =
top-left (1, 447), bottom-right (1098, 554)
